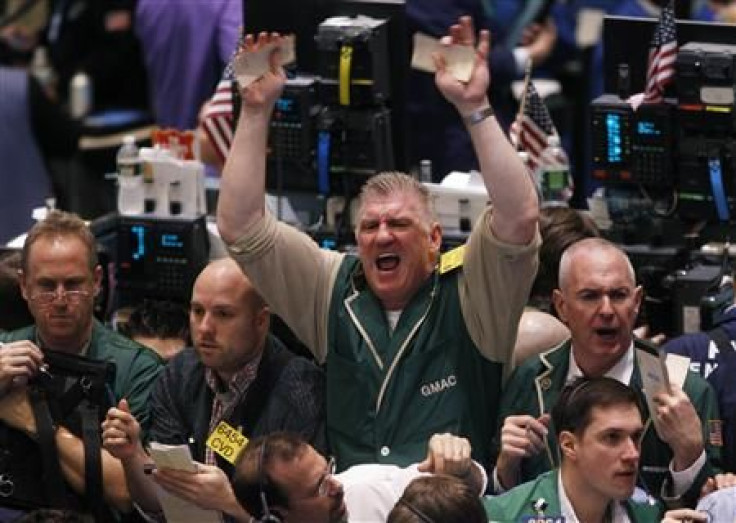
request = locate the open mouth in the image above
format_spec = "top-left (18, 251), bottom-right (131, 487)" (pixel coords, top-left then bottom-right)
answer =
top-left (376, 253), bottom-right (400, 271)
top-left (594, 327), bottom-right (618, 341)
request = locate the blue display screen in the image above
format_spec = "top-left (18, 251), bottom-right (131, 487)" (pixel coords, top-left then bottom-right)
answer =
top-left (275, 97), bottom-right (295, 113)
top-left (606, 114), bottom-right (622, 163)
top-left (637, 121), bottom-right (661, 136)
top-left (131, 225), bottom-right (146, 261)
top-left (160, 233), bottom-right (184, 249)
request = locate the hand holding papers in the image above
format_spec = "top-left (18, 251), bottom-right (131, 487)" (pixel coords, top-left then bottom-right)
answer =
top-left (410, 32), bottom-right (477, 82)
top-left (148, 442), bottom-right (223, 523)
top-left (232, 35), bottom-right (296, 88)
top-left (636, 345), bottom-right (691, 426)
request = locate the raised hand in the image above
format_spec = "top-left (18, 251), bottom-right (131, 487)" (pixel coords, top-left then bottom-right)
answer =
top-left (496, 414), bottom-right (550, 489)
top-left (238, 32), bottom-right (288, 111)
top-left (102, 399), bottom-right (144, 461)
top-left (652, 385), bottom-right (704, 472)
top-left (433, 16), bottom-right (491, 116)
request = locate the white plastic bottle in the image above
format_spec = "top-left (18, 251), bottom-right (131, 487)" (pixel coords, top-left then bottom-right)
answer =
top-left (116, 135), bottom-right (145, 215)
top-left (537, 135), bottom-right (572, 206)
top-left (31, 47), bottom-right (56, 93)
top-left (69, 72), bottom-right (93, 120)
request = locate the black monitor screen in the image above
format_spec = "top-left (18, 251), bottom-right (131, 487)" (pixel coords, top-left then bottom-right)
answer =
top-left (244, 0), bottom-right (409, 193)
top-left (603, 15), bottom-right (735, 95)
top-left (244, 0), bottom-right (336, 74)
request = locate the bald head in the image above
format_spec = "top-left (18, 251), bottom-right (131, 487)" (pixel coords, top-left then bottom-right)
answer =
top-left (553, 237), bottom-right (642, 376)
top-left (190, 257), bottom-right (269, 380)
top-left (195, 257), bottom-right (265, 310)
top-left (558, 238), bottom-right (635, 292)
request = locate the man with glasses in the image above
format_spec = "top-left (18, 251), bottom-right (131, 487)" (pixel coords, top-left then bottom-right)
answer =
top-left (0, 210), bottom-right (163, 517)
top-left (231, 432), bottom-right (485, 523)
top-left (492, 238), bottom-right (721, 508)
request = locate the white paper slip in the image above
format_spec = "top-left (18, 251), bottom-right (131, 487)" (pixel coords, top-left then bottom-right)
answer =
top-left (637, 347), bottom-right (671, 398)
top-left (232, 35), bottom-right (296, 88)
top-left (410, 32), bottom-right (476, 82)
top-left (637, 347), bottom-right (669, 428)
top-left (153, 483), bottom-right (223, 523)
top-left (147, 443), bottom-right (223, 523)
top-left (665, 352), bottom-right (691, 390)
top-left (148, 442), bottom-right (197, 473)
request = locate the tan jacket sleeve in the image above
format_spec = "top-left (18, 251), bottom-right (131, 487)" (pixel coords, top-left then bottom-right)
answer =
top-left (459, 207), bottom-right (540, 363)
top-left (226, 211), bottom-right (344, 363)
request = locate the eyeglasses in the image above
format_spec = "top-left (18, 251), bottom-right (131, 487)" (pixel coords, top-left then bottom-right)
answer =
top-left (317, 456), bottom-right (337, 497)
top-left (30, 289), bottom-right (91, 305)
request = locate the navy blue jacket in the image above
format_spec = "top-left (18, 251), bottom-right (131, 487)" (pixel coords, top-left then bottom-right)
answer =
top-left (663, 308), bottom-right (736, 471)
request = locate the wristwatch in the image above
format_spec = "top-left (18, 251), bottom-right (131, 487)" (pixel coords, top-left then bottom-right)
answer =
top-left (465, 106), bottom-right (494, 126)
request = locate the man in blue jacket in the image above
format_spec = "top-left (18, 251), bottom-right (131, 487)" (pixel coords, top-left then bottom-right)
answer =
top-left (663, 298), bottom-right (736, 472)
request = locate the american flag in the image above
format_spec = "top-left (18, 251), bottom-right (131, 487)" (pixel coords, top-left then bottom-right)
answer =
top-left (200, 41), bottom-right (243, 163)
top-left (513, 81), bottom-right (566, 170)
top-left (643, 0), bottom-right (677, 103)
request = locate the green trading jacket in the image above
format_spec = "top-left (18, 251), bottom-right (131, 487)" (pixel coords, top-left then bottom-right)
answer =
top-left (0, 319), bottom-right (163, 435)
top-left (484, 470), bottom-right (662, 522)
top-left (495, 339), bottom-right (722, 506)
top-left (326, 256), bottom-right (504, 471)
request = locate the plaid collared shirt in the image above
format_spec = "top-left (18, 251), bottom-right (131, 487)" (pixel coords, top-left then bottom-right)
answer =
top-left (203, 355), bottom-right (261, 465)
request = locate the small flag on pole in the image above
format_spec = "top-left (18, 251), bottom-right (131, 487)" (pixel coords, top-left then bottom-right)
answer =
top-left (642, 0), bottom-right (678, 104)
top-left (513, 80), bottom-right (566, 170)
top-left (200, 36), bottom-right (246, 163)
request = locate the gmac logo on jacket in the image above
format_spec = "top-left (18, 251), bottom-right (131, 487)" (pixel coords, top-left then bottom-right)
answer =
top-left (420, 374), bottom-right (457, 397)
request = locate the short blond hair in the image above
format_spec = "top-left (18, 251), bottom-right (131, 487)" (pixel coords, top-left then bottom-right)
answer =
top-left (357, 171), bottom-right (436, 226)
top-left (21, 210), bottom-right (98, 272)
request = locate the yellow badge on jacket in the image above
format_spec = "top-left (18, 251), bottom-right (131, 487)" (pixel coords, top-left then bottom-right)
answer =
top-left (439, 245), bottom-right (465, 275)
top-left (206, 421), bottom-right (249, 464)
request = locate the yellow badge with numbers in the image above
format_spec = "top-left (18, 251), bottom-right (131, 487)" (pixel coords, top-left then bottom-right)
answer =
top-left (206, 421), bottom-right (249, 464)
top-left (439, 245), bottom-right (466, 275)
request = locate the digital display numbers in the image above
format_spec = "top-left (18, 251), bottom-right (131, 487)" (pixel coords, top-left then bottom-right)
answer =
top-left (160, 233), bottom-right (184, 249)
top-left (131, 225), bottom-right (147, 261)
top-left (637, 120), bottom-right (662, 136)
top-left (606, 114), bottom-right (623, 163)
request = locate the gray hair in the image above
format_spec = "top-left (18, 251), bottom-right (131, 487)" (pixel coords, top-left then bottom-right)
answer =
top-left (558, 238), bottom-right (635, 290)
top-left (356, 171), bottom-right (437, 228)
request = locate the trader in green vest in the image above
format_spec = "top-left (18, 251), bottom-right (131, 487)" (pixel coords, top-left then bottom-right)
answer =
top-left (217, 17), bottom-right (540, 470)
top-left (485, 376), bottom-right (663, 522)
top-left (492, 238), bottom-right (721, 507)
top-left (0, 210), bottom-right (163, 518)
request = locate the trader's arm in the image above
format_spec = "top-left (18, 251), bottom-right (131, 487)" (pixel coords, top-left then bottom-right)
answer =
top-left (434, 16), bottom-right (538, 245)
top-left (217, 32), bottom-right (287, 243)
top-left (0, 387), bottom-right (131, 511)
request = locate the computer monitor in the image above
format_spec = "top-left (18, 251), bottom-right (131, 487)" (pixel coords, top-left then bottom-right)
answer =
top-left (243, 0), bottom-right (408, 195)
top-left (599, 15), bottom-right (736, 229)
top-left (244, 0), bottom-right (334, 74)
top-left (603, 15), bottom-right (735, 95)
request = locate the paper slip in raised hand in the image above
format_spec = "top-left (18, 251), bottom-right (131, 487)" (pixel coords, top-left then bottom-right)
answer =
top-left (636, 346), bottom-right (691, 424)
top-left (410, 32), bottom-right (477, 83)
top-left (232, 35), bottom-right (296, 88)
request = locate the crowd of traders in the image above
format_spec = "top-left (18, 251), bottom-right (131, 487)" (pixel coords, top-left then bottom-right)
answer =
top-left (3, 1), bottom-right (736, 522)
